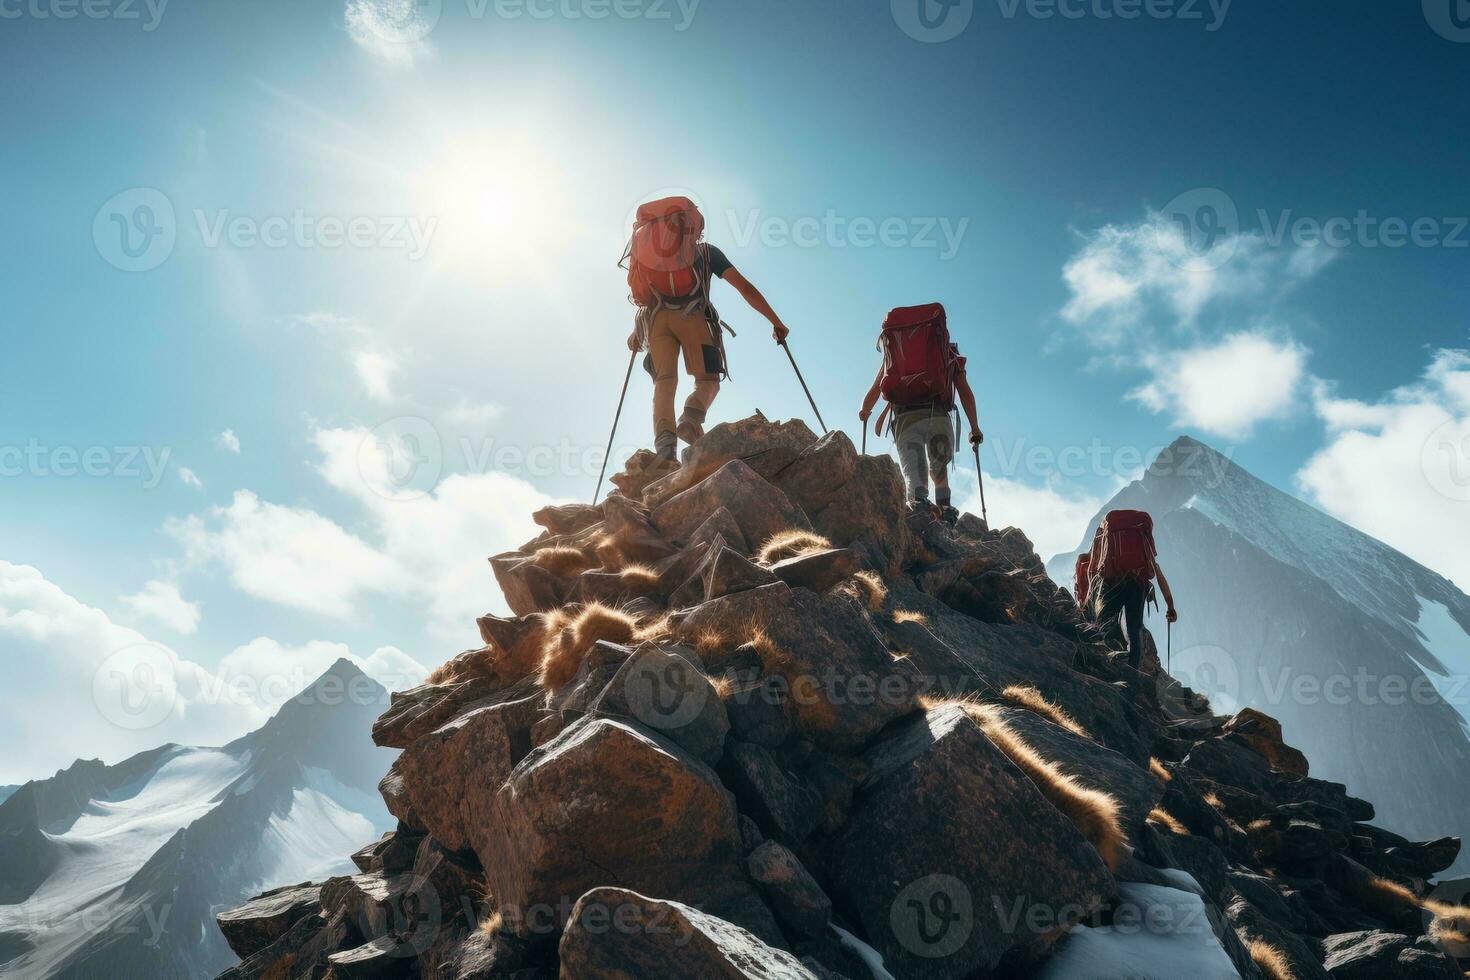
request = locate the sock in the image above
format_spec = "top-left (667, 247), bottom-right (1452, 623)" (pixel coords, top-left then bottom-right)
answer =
top-left (655, 431), bottom-right (677, 461)
top-left (936, 490), bottom-right (952, 508)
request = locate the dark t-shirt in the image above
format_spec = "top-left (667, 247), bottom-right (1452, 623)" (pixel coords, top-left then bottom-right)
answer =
top-left (705, 244), bottom-right (733, 280)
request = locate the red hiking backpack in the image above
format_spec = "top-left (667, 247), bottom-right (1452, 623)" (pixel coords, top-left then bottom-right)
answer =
top-left (1073, 554), bottom-right (1093, 608)
top-left (878, 303), bottom-right (958, 408)
top-left (1090, 510), bottom-right (1158, 585)
top-left (626, 197), bottom-right (706, 307)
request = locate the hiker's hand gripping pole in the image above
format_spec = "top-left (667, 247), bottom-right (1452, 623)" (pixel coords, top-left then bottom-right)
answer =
top-left (780, 339), bottom-right (827, 435)
top-left (594, 350), bottom-right (638, 505)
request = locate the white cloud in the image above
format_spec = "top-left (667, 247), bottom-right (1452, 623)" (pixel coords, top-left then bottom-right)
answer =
top-left (1299, 349), bottom-right (1470, 587)
top-left (121, 580), bottom-right (202, 635)
top-left (215, 429), bottom-right (241, 454)
top-left (167, 491), bottom-right (404, 619)
top-left (354, 350), bottom-right (400, 401)
top-left (443, 399), bottom-right (504, 426)
top-left (952, 466), bottom-right (1108, 562)
top-left (1129, 332), bottom-right (1309, 440)
top-left (0, 561), bottom-right (260, 783)
top-left (178, 466), bottom-right (204, 490)
top-left (344, 0), bottom-right (436, 67)
top-left (169, 426), bottom-right (557, 639)
top-left (216, 637), bottom-right (426, 711)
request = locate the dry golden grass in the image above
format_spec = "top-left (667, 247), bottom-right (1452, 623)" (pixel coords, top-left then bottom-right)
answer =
top-left (708, 674), bottom-right (734, 700)
top-left (1149, 757), bottom-right (1172, 783)
top-left (943, 699), bottom-right (1124, 870)
top-left (478, 910), bottom-right (503, 936)
top-left (619, 563), bottom-right (661, 590)
top-left (692, 629), bottom-right (727, 658)
top-left (1000, 685), bottom-right (1091, 739)
top-left (1247, 938), bottom-right (1296, 980)
top-left (632, 614), bottom-right (674, 644)
top-left (594, 534), bottom-right (625, 571)
top-left (1369, 876), bottom-right (1422, 909)
top-left (1148, 808), bottom-right (1190, 836)
top-left (1203, 791), bottom-right (1223, 809)
top-left (756, 529), bottom-right (832, 566)
top-left (539, 603), bottom-right (639, 691)
top-left (530, 546), bottom-right (594, 577)
top-left (892, 609), bottom-right (929, 626)
top-left (850, 570), bottom-right (888, 612)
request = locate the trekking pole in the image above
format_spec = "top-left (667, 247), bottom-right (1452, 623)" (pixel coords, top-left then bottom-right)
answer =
top-left (1167, 620), bottom-right (1172, 676)
top-left (593, 350), bottom-right (638, 505)
top-left (779, 340), bottom-right (827, 434)
top-left (861, 419), bottom-right (867, 456)
top-left (972, 444), bottom-right (989, 525)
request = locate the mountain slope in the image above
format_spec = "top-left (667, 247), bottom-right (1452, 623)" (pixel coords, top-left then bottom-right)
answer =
top-left (0, 660), bottom-right (397, 980)
top-left (215, 416), bottom-right (1468, 980)
top-left (1049, 436), bottom-right (1470, 874)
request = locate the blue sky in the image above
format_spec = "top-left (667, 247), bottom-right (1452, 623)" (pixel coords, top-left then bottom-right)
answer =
top-left (3, 0), bottom-right (1469, 780)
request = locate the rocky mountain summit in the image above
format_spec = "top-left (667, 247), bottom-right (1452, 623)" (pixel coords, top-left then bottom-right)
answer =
top-left (217, 416), bottom-right (1469, 979)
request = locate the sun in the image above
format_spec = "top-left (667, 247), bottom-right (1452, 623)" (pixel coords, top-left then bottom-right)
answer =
top-left (411, 136), bottom-right (567, 278)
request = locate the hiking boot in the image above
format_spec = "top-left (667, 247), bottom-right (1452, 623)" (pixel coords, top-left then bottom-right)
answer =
top-left (906, 499), bottom-right (937, 520)
top-left (676, 418), bottom-right (705, 446)
top-left (939, 505), bottom-right (960, 526)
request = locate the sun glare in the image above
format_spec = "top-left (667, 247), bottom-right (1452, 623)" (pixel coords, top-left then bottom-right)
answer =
top-left (413, 138), bottom-right (566, 278)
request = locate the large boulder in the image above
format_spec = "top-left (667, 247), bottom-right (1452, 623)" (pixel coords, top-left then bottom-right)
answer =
top-left (586, 644), bottom-right (731, 767)
top-left (745, 841), bottom-right (833, 941)
top-left (653, 460), bottom-right (812, 550)
top-left (397, 693), bottom-right (546, 854)
top-left (216, 883), bottom-right (323, 959)
top-left (373, 675), bottom-right (537, 749)
top-left (642, 415), bottom-right (820, 507)
top-left (677, 583), bottom-right (918, 750)
top-left (819, 706), bottom-right (1114, 979)
top-left (558, 888), bottom-right (818, 979)
top-left (480, 717), bottom-right (771, 942)
top-left (490, 554), bottom-right (566, 616)
top-left (1321, 930), bottom-right (1461, 979)
top-left (775, 434), bottom-right (910, 576)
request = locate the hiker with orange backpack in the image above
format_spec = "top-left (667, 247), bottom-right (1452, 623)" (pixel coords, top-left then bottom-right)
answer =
top-left (857, 303), bottom-right (982, 526)
top-left (1084, 510), bottom-right (1178, 670)
top-left (622, 197), bottom-right (793, 463)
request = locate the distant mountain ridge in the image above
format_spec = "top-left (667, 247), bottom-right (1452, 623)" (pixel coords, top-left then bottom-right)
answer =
top-left (0, 659), bottom-right (397, 980)
top-left (1050, 436), bottom-right (1470, 873)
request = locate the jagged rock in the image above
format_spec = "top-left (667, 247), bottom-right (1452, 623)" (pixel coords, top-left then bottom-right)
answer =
top-left (819, 706), bottom-right (1113, 979)
top-left (329, 935), bottom-right (411, 978)
top-left (481, 717), bottom-right (770, 941)
top-left (490, 554), bottom-right (565, 616)
top-left (609, 448), bottom-right (675, 500)
top-left (984, 703), bottom-right (1163, 835)
top-left (688, 506), bottom-right (751, 554)
top-left (771, 430), bottom-right (859, 517)
top-left (379, 759), bottom-right (423, 831)
top-left (677, 583), bottom-right (918, 750)
top-left (1225, 708), bottom-right (1310, 777)
top-left (698, 544), bottom-right (781, 600)
top-left (653, 459), bottom-right (812, 549)
top-left (587, 644), bottom-right (730, 766)
top-left (767, 548), bottom-right (857, 594)
top-left (1321, 930), bottom-right (1461, 979)
top-left (217, 882), bottom-right (322, 958)
top-left (1227, 889), bottom-right (1332, 980)
top-left (558, 888), bottom-right (818, 979)
top-left (373, 675), bottom-right (537, 749)
top-left (353, 831), bottom-right (420, 876)
top-left (397, 693), bottom-right (545, 854)
top-left (801, 448), bottom-right (911, 577)
top-left (533, 503), bottom-right (604, 536)
top-left (719, 741), bottom-right (823, 844)
top-left (719, 663), bottom-right (794, 749)
top-left (642, 414), bottom-right (821, 507)
top-left (602, 494), bottom-right (679, 564)
top-left (746, 841), bottom-right (832, 940)
top-left (215, 910), bottom-right (339, 980)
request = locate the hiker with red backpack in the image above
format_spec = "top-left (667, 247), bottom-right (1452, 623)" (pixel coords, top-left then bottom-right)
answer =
top-left (857, 303), bottom-right (982, 526)
top-left (622, 197), bottom-right (793, 463)
top-left (1082, 510), bottom-right (1179, 670)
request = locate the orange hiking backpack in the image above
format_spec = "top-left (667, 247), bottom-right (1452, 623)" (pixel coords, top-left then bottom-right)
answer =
top-left (1090, 510), bottom-right (1158, 585)
top-left (625, 197), bottom-right (706, 307)
top-left (1074, 554), bottom-right (1093, 608)
top-left (878, 303), bottom-right (958, 409)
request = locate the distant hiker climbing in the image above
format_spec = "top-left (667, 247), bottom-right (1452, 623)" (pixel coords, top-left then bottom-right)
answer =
top-left (858, 303), bottom-right (982, 526)
top-left (622, 196), bottom-right (795, 463)
top-left (1082, 510), bottom-right (1178, 670)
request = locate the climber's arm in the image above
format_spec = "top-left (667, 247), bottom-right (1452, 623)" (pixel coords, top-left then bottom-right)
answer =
top-left (722, 267), bottom-right (789, 344)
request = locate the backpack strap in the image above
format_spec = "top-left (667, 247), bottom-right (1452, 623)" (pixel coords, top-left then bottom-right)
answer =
top-left (875, 402), bottom-right (892, 437)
